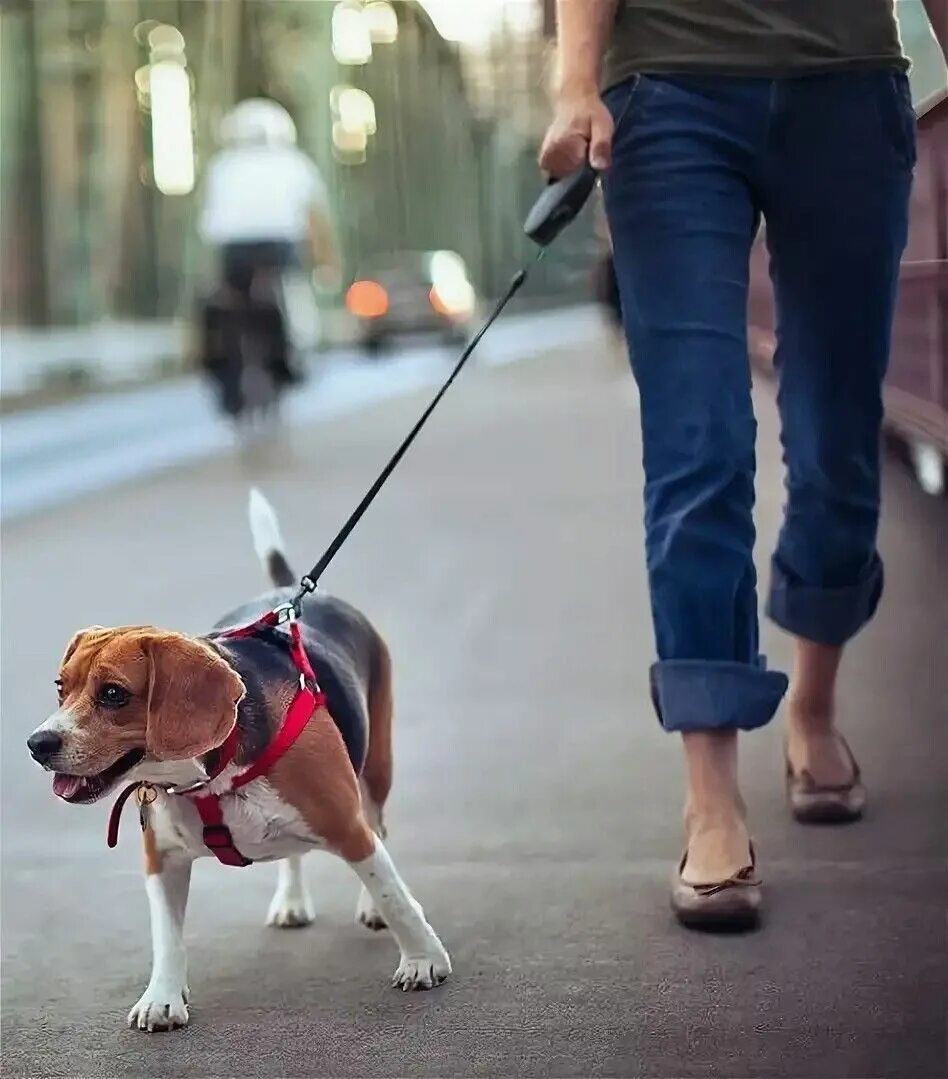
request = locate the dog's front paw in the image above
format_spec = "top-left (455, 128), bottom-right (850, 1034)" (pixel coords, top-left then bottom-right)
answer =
top-left (127, 982), bottom-right (190, 1032)
top-left (392, 942), bottom-right (451, 992)
top-left (266, 889), bottom-right (315, 928)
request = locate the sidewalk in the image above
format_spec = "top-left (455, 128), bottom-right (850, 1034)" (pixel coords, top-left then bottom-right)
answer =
top-left (0, 320), bottom-right (186, 400)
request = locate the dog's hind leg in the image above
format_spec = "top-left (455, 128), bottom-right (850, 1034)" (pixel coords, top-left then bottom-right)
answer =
top-left (266, 855), bottom-right (315, 928)
top-left (267, 716), bottom-right (449, 992)
top-left (128, 842), bottom-right (193, 1032)
top-left (356, 632), bottom-right (394, 930)
top-left (355, 780), bottom-right (388, 930)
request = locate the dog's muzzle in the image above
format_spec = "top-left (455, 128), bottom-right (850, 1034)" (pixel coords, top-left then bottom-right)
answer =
top-left (27, 730), bottom-right (63, 766)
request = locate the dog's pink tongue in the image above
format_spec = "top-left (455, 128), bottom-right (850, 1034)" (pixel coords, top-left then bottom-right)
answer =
top-left (53, 774), bottom-right (83, 800)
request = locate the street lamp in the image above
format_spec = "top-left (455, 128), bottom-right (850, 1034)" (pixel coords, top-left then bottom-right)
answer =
top-left (145, 24), bottom-right (194, 196)
top-left (332, 1), bottom-right (372, 65)
top-left (330, 85), bottom-right (376, 163)
top-left (337, 87), bottom-right (377, 135)
top-left (365, 1), bottom-right (398, 44)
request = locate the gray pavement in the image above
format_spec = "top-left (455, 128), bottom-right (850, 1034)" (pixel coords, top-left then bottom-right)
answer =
top-left (2, 334), bottom-right (946, 1078)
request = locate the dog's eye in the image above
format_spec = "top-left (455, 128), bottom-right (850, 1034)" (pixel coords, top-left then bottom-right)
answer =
top-left (97, 683), bottom-right (131, 708)
top-left (54, 678), bottom-right (64, 703)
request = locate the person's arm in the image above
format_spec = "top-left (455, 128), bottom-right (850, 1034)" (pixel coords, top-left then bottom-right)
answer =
top-left (196, 157), bottom-right (221, 245)
top-left (308, 207), bottom-right (341, 287)
top-left (302, 157), bottom-right (342, 288)
top-left (539, 0), bottom-right (618, 176)
top-left (307, 203), bottom-right (336, 268)
top-left (556, 0), bottom-right (617, 97)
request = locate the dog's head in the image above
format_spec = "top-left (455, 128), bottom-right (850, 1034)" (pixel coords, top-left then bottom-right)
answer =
top-left (27, 626), bottom-right (245, 804)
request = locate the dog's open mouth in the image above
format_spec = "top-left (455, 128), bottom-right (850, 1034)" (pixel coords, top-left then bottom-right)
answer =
top-left (53, 749), bottom-right (146, 804)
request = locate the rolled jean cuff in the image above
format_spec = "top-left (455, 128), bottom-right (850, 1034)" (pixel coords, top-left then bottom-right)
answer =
top-left (766, 553), bottom-right (884, 646)
top-left (649, 658), bottom-right (789, 734)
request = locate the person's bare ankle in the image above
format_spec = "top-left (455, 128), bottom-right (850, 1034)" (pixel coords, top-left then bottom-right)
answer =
top-left (786, 699), bottom-right (855, 788)
top-left (786, 639), bottom-right (856, 788)
top-left (681, 803), bottom-right (751, 885)
top-left (677, 731), bottom-right (751, 883)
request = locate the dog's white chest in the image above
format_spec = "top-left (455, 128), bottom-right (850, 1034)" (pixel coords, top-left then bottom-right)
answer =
top-left (150, 781), bottom-right (325, 863)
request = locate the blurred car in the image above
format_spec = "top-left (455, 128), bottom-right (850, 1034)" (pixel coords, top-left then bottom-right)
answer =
top-left (345, 250), bottom-right (479, 352)
top-left (748, 0), bottom-right (948, 495)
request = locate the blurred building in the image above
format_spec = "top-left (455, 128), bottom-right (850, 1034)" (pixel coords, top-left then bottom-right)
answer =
top-left (0, 0), bottom-right (594, 333)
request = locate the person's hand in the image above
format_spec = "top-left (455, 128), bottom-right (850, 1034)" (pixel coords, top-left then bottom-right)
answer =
top-left (539, 86), bottom-right (614, 177)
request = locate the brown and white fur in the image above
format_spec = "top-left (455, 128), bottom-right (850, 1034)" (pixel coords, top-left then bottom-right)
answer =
top-left (27, 490), bottom-right (450, 1031)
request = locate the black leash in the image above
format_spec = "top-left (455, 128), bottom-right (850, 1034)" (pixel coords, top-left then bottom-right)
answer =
top-left (290, 163), bottom-right (599, 612)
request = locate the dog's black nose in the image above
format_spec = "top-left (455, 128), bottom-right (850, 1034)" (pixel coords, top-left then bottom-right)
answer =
top-left (27, 730), bottom-right (62, 764)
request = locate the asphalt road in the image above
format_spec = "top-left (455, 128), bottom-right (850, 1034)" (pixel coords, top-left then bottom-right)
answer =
top-left (2, 333), bottom-right (946, 1078)
top-left (0, 307), bottom-right (601, 522)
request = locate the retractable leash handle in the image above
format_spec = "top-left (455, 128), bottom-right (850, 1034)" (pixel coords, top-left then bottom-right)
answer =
top-left (523, 161), bottom-right (599, 248)
top-left (290, 163), bottom-right (600, 608)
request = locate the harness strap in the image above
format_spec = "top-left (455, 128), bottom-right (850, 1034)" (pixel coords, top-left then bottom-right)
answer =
top-left (189, 792), bottom-right (254, 867)
top-left (188, 679), bottom-right (324, 866)
top-left (107, 612), bottom-right (325, 865)
top-left (231, 683), bottom-right (324, 791)
top-left (286, 620), bottom-right (316, 684)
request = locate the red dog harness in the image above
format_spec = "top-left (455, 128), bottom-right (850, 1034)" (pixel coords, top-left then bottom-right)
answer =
top-left (107, 609), bottom-right (325, 867)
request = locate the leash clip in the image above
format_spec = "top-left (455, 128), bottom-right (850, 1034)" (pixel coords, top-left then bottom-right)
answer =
top-left (289, 576), bottom-right (317, 613)
top-left (273, 601), bottom-right (298, 625)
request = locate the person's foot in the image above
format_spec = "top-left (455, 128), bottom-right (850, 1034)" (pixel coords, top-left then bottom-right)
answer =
top-left (672, 809), bottom-right (761, 931)
top-left (785, 706), bottom-right (865, 823)
top-left (786, 705), bottom-right (855, 788)
top-left (680, 811), bottom-right (751, 885)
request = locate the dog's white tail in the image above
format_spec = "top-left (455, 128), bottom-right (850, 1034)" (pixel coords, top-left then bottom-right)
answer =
top-left (248, 488), bottom-right (295, 588)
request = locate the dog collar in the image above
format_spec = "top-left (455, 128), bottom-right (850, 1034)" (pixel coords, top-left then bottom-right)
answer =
top-left (107, 610), bottom-right (326, 867)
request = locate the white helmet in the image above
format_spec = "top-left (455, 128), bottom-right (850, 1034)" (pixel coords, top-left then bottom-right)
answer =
top-left (219, 98), bottom-right (298, 148)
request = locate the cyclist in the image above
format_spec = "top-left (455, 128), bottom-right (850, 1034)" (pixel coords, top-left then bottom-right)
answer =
top-left (196, 98), bottom-right (339, 423)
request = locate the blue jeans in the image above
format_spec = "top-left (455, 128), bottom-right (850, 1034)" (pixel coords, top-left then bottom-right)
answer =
top-left (601, 72), bottom-right (915, 733)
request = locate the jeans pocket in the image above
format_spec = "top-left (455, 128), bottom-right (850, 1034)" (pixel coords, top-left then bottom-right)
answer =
top-left (873, 72), bottom-right (918, 170)
top-left (602, 74), bottom-right (642, 129)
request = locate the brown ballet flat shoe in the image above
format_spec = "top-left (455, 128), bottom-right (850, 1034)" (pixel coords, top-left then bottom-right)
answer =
top-left (671, 846), bottom-right (762, 931)
top-left (786, 735), bottom-right (866, 824)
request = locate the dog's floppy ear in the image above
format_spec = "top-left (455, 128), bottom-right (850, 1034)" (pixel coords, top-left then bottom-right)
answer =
top-left (61, 626), bottom-right (108, 667)
top-left (143, 632), bottom-right (245, 761)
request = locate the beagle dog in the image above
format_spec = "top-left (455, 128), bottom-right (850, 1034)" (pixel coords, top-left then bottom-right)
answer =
top-left (27, 490), bottom-right (450, 1031)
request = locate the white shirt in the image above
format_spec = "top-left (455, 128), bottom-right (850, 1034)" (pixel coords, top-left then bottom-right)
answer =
top-left (198, 145), bottom-right (329, 245)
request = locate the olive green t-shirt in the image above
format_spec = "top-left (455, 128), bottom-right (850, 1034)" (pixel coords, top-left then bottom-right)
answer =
top-left (602, 0), bottom-right (909, 88)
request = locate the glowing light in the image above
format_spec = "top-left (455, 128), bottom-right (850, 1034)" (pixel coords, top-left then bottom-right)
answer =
top-left (346, 280), bottom-right (389, 318)
top-left (332, 121), bottom-right (367, 152)
top-left (416, 0), bottom-right (531, 46)
top-left (430, 283), bottom-right (475, 319)
top-left (430, 250), bottom-right (470, 292)
top-left (337, 87), bottom-right (376, 135)
top-left (148, 24), bottom-right (185, 54)
top-left (329, 85), bottom-right (349, 115)
top-left (429, 251), bottom-right (475, 319)
top-left (149, 60), bottom-right (195, 195)
top-left (332, 120), bottom-right (367, 163)
top-left (332, 2), bottom-right (372, 65)
top-left (365, 1), bottom-right (398, 44)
